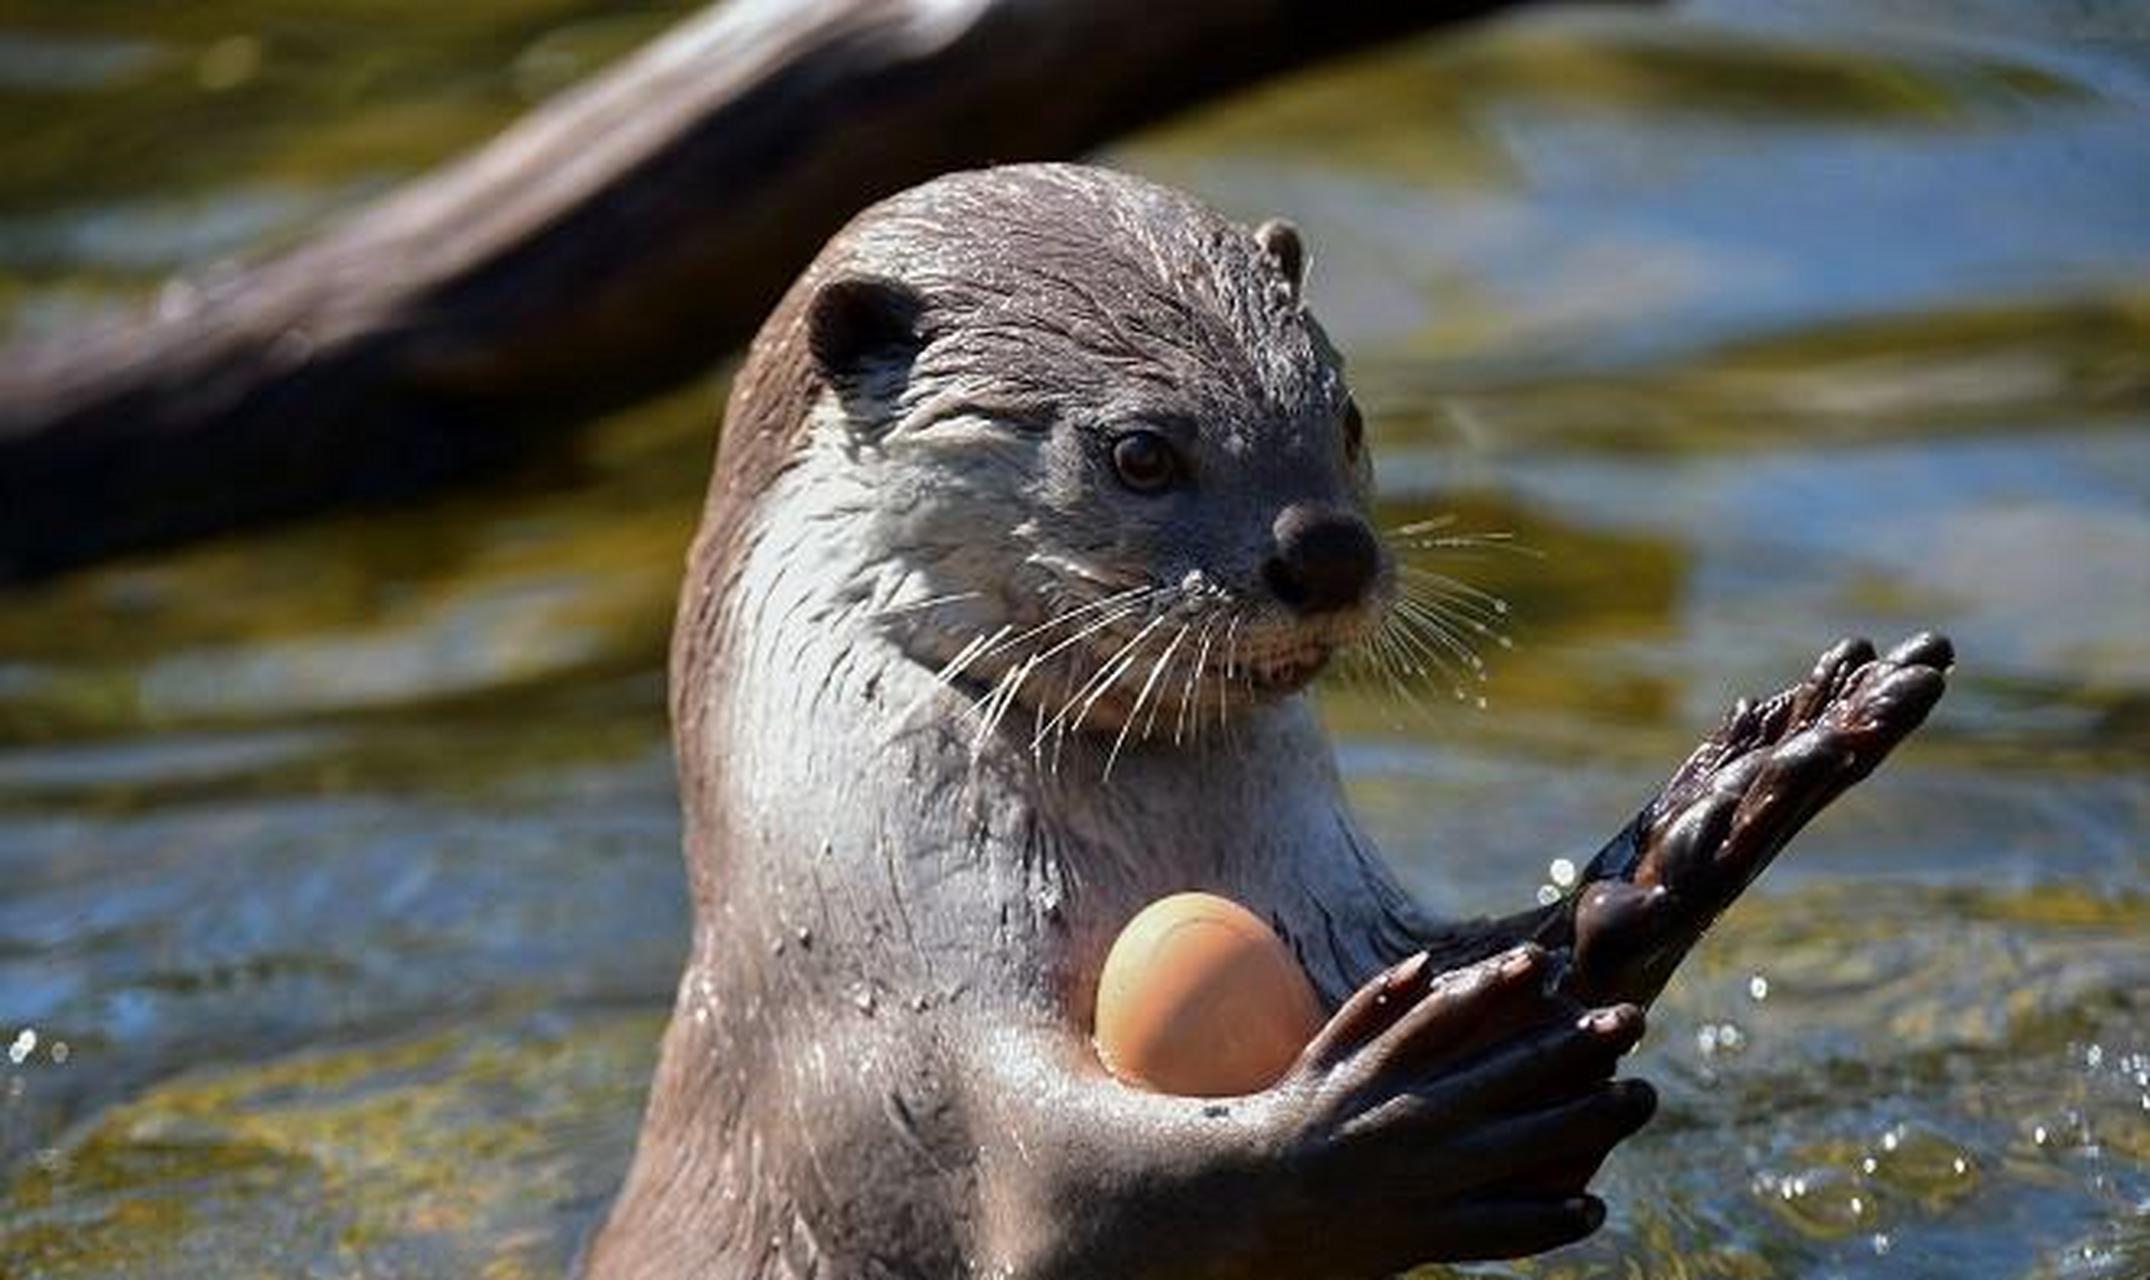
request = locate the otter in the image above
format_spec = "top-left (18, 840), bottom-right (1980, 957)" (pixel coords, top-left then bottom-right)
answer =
top-left (586, 164), bottom-right (1950, 1279)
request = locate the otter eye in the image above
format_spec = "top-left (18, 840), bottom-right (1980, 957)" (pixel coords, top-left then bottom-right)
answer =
top-left (1342, 400), bottom-right (1365, 463)
top-left (1110, 430), bottom-right (1180, 494)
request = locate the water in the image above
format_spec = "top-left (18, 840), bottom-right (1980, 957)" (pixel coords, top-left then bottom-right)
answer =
top-left (3, 2), bottom-right (2146, 1275)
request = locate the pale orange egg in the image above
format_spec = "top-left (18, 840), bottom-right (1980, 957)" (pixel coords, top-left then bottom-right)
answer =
top-left (1093, 891), bottom-right (1324, 1097)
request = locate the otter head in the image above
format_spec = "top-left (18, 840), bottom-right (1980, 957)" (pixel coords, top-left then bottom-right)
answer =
top-left (722, 165), bottom-right (1394, 747)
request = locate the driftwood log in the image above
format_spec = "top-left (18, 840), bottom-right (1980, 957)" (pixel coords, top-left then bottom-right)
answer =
top-left (0, 0), bottom-right (1532, 582)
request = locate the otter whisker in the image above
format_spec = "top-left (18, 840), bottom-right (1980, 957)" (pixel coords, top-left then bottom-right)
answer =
top-left (1021, 592), bottom-right (1172, 758)
top-left (976, 649), bottom-right (1040, 761)
top-left (1019, 588), bottom-right (1161, 671)
top-left (1399, 586), bottom-right (1508, 633)
top-left (1364, 616), bottom-right (1452, 726)
top-left (1215, 610), bottom-right (1252, 741)
top-left (1404, 535), bottom-right (1535, 554)
top-left (1388, 517), bottom-right (1540, 557)
top-left (993, 588), bottom-right (1161, 737)
top-left (1216, 612), bottom-right (1243, 737)
top-left (1094, 611), bottom-right (1177, 750)
top-left (1062, 611), bottom-right (1175, 745)
top-left (1389, 515), bottom-right (1461, 539)
top-left (1039, 624), bottom-right (1147, 766)
top-left (1358, 611), bottom-right (1457, 727)
top-left (1392, 596), bottom-right (1487, 673)
top-left (1377, 602), bottom-right (1463, 686)
top-left (1024, 588), bottom-right (1180, 748)
top-left (1115, 619), bottom-right (1192, 774)
top-left (959, 669), bottom-right (1010, 750)
top-left (892, 623), bottom-right (1016, 726)
top-left (1370, 627), bottom-right (1426, 714)
top-left (1389, 599), bottom-right (1491, 705)
top-left (1397, 566), bottom-right (1512, 626)
top-left (1036, 608), bottom-right (1173, 758)
top-left (933, 625), bottom-right (1015, 689)
top-left (966, 650), bottom-right (1027, 749)
top-left (1389, 533), bottom-right (1533, 554)
top-left (1355, 620), bottom-right (1402, 685)
top-left (1385, 520), bottom-right (1533, 678)
top-left (907, 587), bottom-right (1161, 735)
top-left (982, 584), bottom-right (1159, 668)
top-left (1393, 567), bottom-right (1513, 610)
top-left (1396, 583), bottom-right (1514, 660)
top-left (1336, 629), bottom-right (1394, 723)
top-left (1397, 573), bottom-right (1510, 635)
top-left (1173, 613), bottom-right (1221, 747)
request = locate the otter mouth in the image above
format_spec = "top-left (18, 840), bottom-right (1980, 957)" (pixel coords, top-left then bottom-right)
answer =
top-left (1050, 603), bottom-right (1375, 734)
top-left (1232, 639), bottom-right (1337, 694)
top-left (893, 577), bottom-right (1387, 753)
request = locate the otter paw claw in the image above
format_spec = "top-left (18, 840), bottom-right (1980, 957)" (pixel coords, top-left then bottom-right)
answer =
top-left (1558, 632), bottom-right (1951, 1005)
top-left (1260, 947), bottom-right (1648, 1272)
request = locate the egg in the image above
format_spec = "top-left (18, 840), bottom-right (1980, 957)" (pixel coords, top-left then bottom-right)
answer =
top-left (1093, 891), bottom-right (1324, 1097)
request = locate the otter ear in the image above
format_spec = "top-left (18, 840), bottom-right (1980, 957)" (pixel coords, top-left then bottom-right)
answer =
top-left (1254, 218), bottom-right (1307, 301)
top-left (806, 274), bottom-right (925, 390)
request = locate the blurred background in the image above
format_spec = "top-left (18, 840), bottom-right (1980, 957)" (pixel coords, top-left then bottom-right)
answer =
top-left (1, 0), bottom-right (2145, 1275)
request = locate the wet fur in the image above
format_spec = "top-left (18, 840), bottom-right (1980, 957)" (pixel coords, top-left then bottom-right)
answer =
top-left (592, 164), bottom-right (1432, 1277)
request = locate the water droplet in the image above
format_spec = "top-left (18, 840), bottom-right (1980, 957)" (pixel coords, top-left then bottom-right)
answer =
top-left (1862, 1157), bottom-right (1878, 1175)
top-left (1748, 974), bottom-right (1770, 1002)
top-left (2086, 1043), bottom-right (2105, 1069)
top-left (1535, 884), bottom-right (1561, 906)
top-left (2033, 1125), bottom-right (2049, 1145)
top-left (49, 1042), bottom-right (67, 1066)
top-left (6, 1029), bottom-right (34, 1066)
top-left (1496, 636), bottom-right (1514, 650)
top-left (1952, 1157), bottom-right (1968, 1176)
top-left (1472, 696), bottom-right (1487, 710)
top-left (1548, 858), bottom-right (1577, 889)
top-left (1872, 1233), bottom-right (1893, 1256)
top-left (1882, 1128), bottom-right (1901, 1152)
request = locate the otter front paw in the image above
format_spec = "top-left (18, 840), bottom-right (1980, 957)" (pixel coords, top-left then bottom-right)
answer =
top-left (1561, 633), bottom-right (1952, 1005)
top-left (1256, 945), bottom-right (1655, 1272)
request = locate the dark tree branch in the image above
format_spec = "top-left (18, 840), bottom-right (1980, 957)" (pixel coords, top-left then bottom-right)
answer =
top-left (0, 0), bottom-right (1529, 581)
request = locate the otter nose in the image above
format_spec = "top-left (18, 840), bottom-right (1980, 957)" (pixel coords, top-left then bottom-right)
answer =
top-left (1264, 504), bottom-right (1380, 614)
